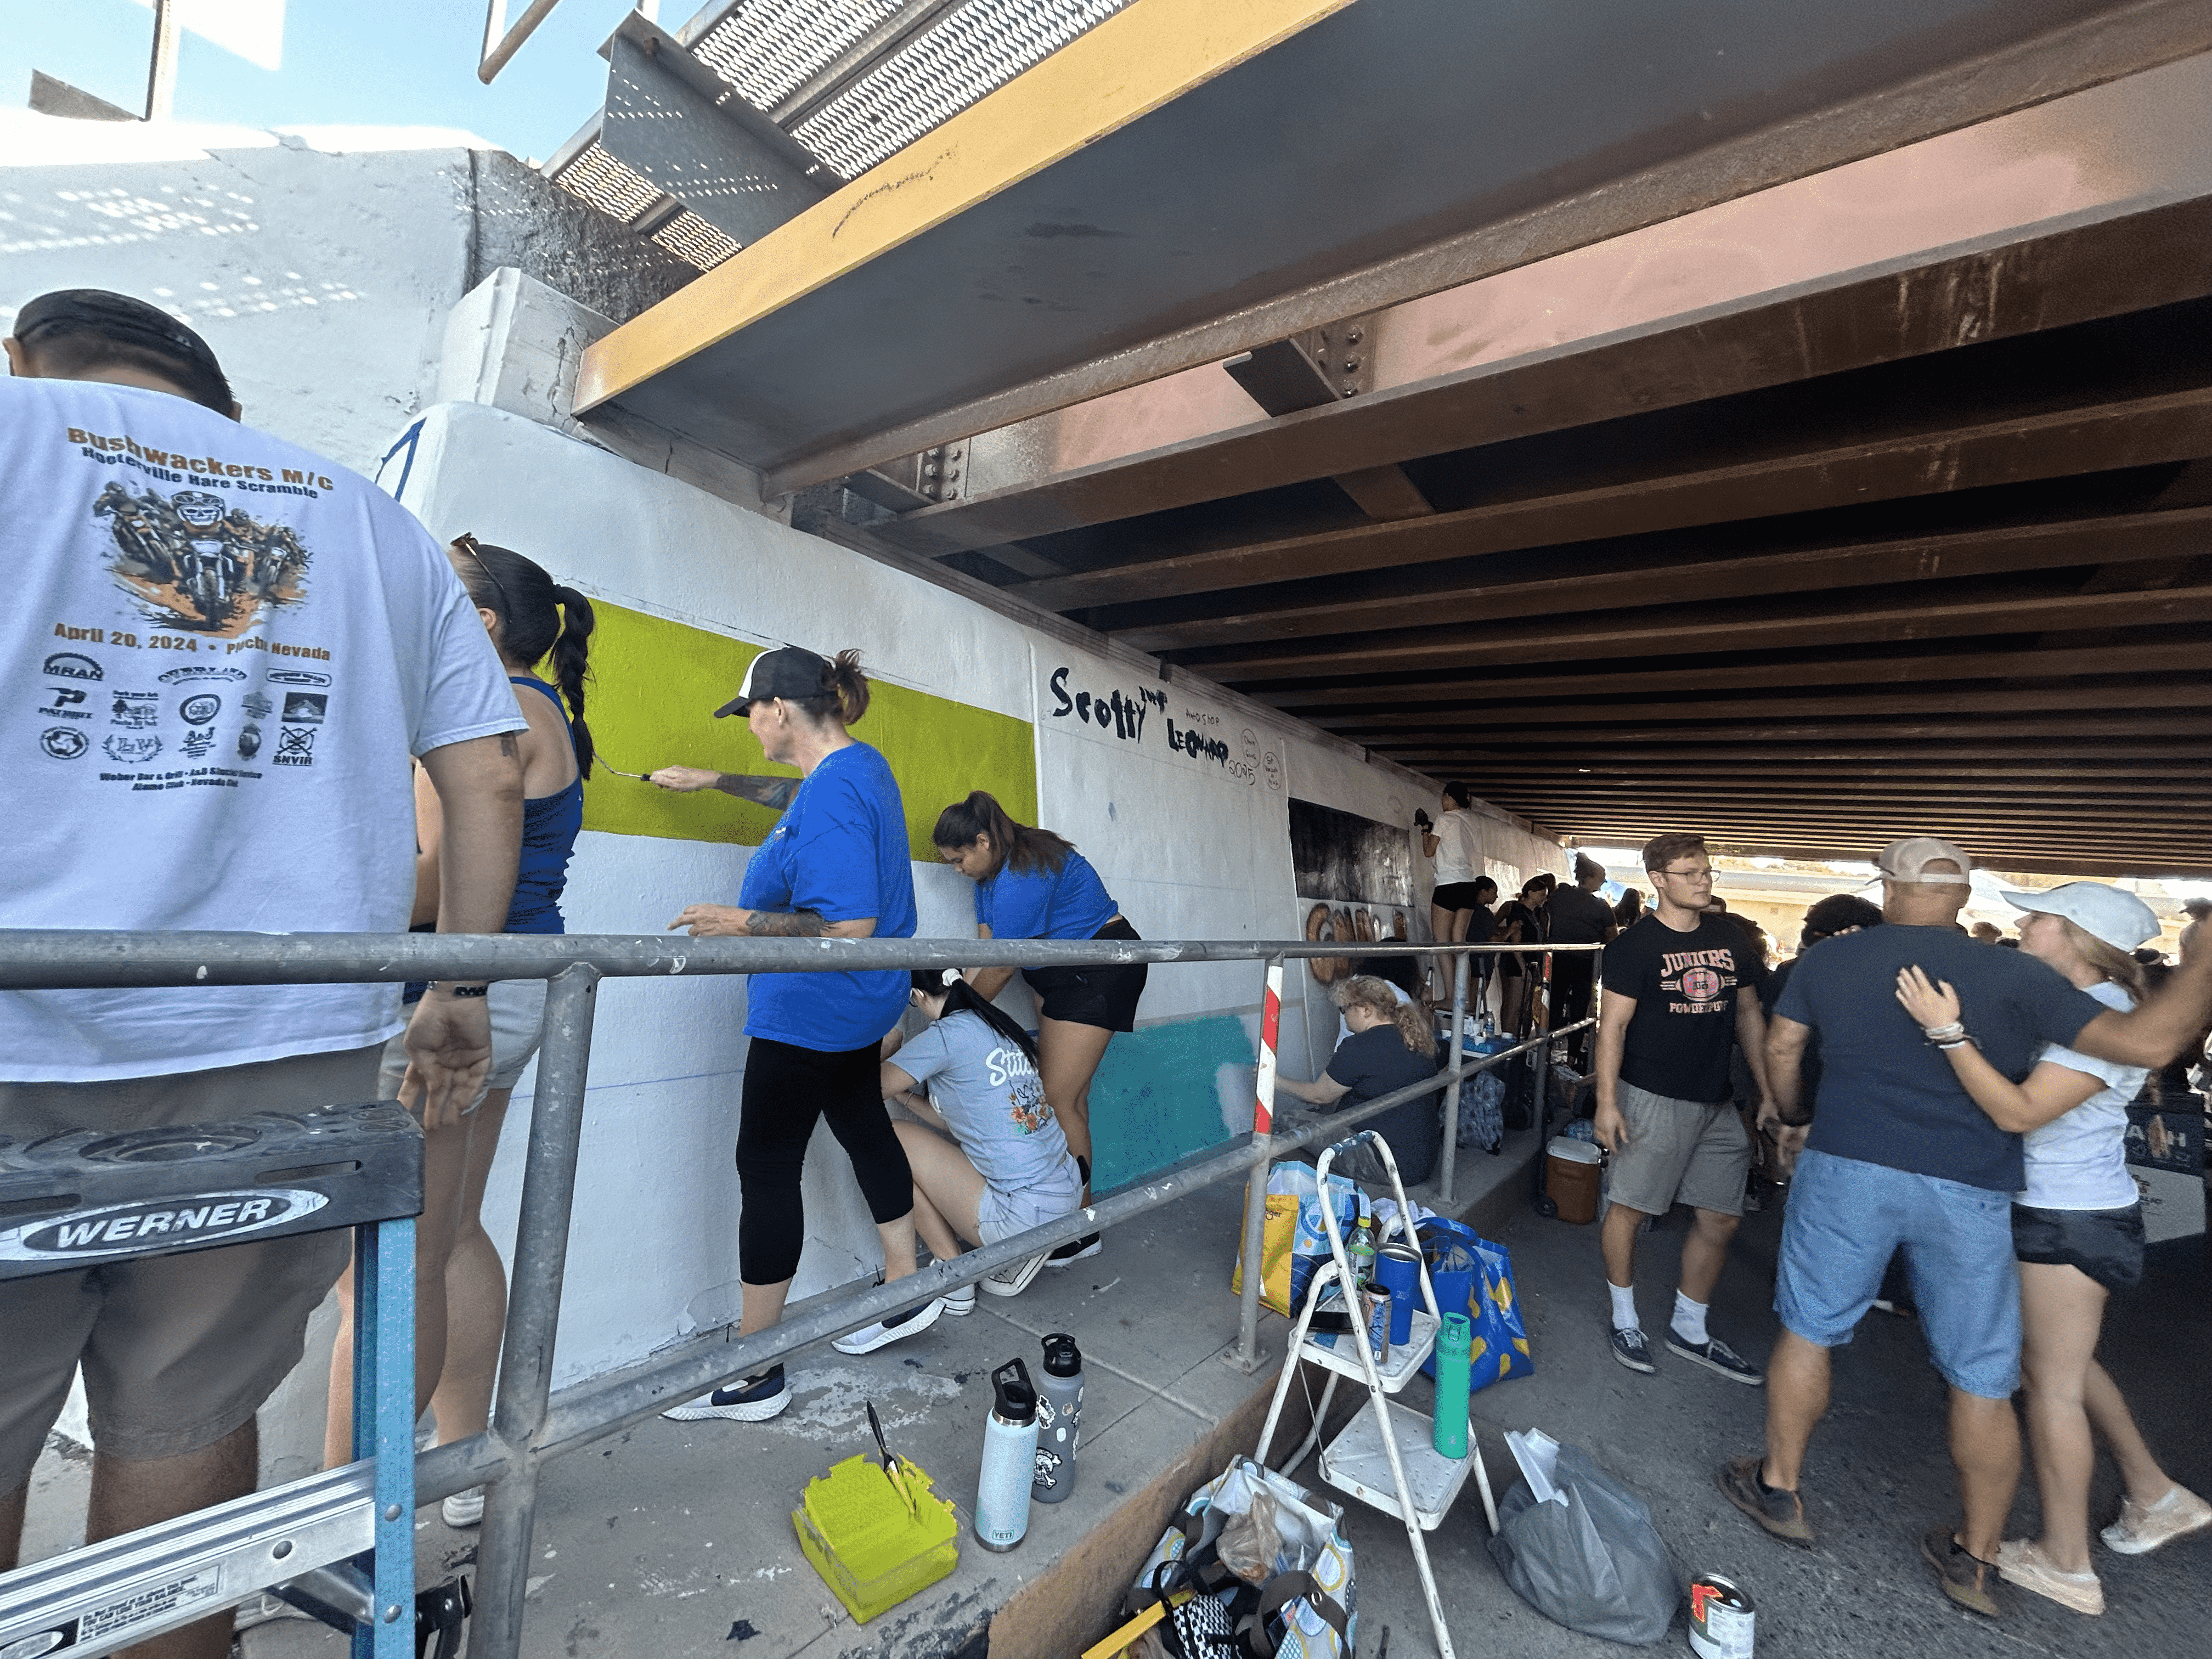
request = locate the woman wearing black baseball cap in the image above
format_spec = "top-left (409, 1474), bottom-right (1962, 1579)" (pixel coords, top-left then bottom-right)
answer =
top-left (661, 647), bottom-right (932, 1423)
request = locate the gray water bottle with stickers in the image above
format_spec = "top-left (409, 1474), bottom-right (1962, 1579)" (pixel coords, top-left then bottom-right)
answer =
top-left (1031, 1333), bottom-right (1084, 1504)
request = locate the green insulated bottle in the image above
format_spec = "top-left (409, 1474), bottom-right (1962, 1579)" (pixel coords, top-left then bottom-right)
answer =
top-left (1432, 1311), bottom-right (1472, 1459)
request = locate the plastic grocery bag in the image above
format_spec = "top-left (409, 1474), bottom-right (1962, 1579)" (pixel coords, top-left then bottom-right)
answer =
top-left (1487, 1441), bottom-right (1680, 1645)
top-left (1129, 1457), bottom-right (1354, 1659)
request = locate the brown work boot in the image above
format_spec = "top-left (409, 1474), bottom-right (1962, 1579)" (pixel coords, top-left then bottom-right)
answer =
top-left (1920, 1527), bottom-right (2001, 1617)
top-left (1717, 1456), bottom-right (1814, 1547)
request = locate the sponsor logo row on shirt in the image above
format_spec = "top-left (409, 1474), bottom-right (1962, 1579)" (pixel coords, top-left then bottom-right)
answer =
top-left (36, 646), bottom-right (331, 785)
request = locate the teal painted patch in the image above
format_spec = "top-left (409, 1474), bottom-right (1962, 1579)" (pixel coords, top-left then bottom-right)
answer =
top-left (1089, 1015), bottom-right (1254, 1193)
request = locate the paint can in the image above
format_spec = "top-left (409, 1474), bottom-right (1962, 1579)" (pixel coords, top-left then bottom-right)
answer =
top-left (1688, 1573), bottom-right (1753, 1659)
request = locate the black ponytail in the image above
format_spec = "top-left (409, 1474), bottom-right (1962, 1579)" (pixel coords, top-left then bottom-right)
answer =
top-left (932, 790), bottom-right (1075, 878)
top-left (450, 536), bottom-right (595, 778)
top-left (909, 968), bottom-right (1041, 1066)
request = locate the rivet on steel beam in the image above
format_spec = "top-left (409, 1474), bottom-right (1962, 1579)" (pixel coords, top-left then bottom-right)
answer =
top-left (1346, 329), bottom-right (1363, 344)
top-left (1342, 358), bottom-right (1358, 371)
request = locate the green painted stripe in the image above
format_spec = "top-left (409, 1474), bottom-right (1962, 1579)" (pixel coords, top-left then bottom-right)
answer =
top-left (575, 600), bottom-right (1036, 858)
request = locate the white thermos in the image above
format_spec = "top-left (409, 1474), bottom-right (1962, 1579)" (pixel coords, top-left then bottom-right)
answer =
top-left (974, 1357), bottom-right (1039, 1551)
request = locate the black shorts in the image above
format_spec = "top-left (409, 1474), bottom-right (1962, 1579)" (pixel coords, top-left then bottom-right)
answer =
top-left (2013, 1202), bottom-right (2145, 1293)
top-left (1022, 917), bottom-right (1147, 1031)
top-left (1432, 882), bottom-right (1485, 912)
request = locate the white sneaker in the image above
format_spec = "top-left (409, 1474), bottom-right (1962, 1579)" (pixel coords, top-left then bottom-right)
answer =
top-left (832, 1297), bottom-right (944, 1355)
top-left (941, 1282), bottom-right (977, 1316)
top-left (441, 1486), bottom-right (485, 1528)
top-left (2102, 1482), bottom-right (2212, 1555)
top-left (981, 1252), bottom-right (1048, 1299)
top-left (662, 1365), bottom-right (790, 1422)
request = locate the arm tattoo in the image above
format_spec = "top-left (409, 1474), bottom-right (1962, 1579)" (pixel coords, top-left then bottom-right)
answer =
top-left (710, 773), bottom-right (745, 797)
top-left (497, 732), bottom-right (520, 759)
top-left (743, 909), bottom-right (827, 937)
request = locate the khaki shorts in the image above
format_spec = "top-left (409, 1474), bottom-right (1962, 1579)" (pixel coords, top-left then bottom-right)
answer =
top-left (0, 1042), bottom-right (382, 1489)
top-left (1605, 1079), bottom-right (1750, 1218)
top-left (375, 978), bottom-right (548, 1108)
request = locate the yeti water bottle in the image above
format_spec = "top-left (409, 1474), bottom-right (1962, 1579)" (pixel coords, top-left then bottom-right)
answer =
top-left (974, 1358), bottom-right (1039, 1551)
top-left (1031, 1333), bottom-right (1084, 1504)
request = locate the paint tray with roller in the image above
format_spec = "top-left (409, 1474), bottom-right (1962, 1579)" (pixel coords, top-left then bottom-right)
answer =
top-left (793, 1403), bottom-right (960, 1623)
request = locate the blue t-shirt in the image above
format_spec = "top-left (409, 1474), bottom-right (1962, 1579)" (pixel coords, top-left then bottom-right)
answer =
top-left (737, 742), bottom-right (917, 1052)
top-left (1776, 924), bottom-right (2106, 1191)
top-left (973, 849), bottom-right (1118, 941)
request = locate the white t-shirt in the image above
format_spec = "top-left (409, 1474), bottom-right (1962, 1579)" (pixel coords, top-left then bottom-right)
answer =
top-left (1432, 809), bottom-right (1480, 887)
top-left (2018, 979), bottom-right (2147, 1211)
top-left (894, 1011), bottom-right (1080, 1200)
top-left (2, 377), bottom-right (525, 1081)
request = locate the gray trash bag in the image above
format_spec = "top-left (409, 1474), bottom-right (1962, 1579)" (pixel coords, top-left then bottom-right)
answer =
top-left (1485, 1443), bottom-right (1680, 1645)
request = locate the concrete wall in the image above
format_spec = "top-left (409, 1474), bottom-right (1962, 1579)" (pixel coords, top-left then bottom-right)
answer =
top-left (374, 398), bottom-right (1565, 1390)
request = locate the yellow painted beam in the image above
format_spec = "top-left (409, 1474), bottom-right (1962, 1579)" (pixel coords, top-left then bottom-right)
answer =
top-left (573, 0), bottom-right (1357, 414)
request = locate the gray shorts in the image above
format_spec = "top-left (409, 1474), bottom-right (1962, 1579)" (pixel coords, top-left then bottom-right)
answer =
top-left (0, 1043), bottom-right (383, 1489)
top-left (375, 978), bottom-right (548, 1108)
top-left (975, 1169), bottom-right (1083, 1247)
top-left (1606, 1079), bottom-right (1751, 1218)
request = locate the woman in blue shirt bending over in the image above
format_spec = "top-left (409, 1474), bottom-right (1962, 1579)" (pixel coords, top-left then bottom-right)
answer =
top-left (934, 791), bottom-right (1146, 1267)
top-left (663, 647), bottom-right (930, 1426)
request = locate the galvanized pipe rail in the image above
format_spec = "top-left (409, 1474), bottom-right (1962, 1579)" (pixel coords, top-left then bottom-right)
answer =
top-left (0, 929), bottom-right (1598, 1659)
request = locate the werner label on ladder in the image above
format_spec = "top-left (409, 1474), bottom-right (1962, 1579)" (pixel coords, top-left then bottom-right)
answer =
top-left (0, 1103), bottom-right (426, 1659)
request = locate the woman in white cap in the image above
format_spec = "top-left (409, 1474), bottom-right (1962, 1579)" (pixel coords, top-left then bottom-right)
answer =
top-left (1897, 882), bottom-right (2211, 1613)
top-left (660, 647), bottom-right (931, 1424)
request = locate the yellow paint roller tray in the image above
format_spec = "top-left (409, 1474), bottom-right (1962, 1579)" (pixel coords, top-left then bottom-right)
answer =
top-left (793, 1453), bottom-right (960, 1624)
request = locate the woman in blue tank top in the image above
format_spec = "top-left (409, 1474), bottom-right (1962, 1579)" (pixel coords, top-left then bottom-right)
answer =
top-left (326, 535), bottom-right (595, 1527)
top-left (933, 791), bottom-right (1147, 1268)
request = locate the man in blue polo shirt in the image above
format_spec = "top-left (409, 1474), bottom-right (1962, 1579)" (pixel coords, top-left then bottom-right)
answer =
top-left (1719, 836), bottom-right (2212, 1617)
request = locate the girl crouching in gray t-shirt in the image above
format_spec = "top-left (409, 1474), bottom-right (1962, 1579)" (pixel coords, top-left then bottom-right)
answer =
top-left (881, 969), bottom-right (1085, 1302)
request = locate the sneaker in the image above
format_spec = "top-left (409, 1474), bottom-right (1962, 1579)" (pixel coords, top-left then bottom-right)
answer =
top-left (1717, 1455), bottom-right (1815, 1547)
top-left (981, 1252), bottom-right (1048, 1299)
top-left (1996, 1539), bottom-right (2103, 1616)
top-left (832, 1297), bottom-right (944, 1355)
top-left (941, 1282), bottom-right (977, 1317)
top-left (1665, 1331), bottom-right (1764, 1386)
top-left (1608, 1326), bottom-right (1656, 1374)
top-left (1045, 1234), bottom-right (1102, 1268)
top-left (441, 1486), bottom-right (485, 1528)
top-left (2102, 1482), bottom-right (2212, 1555)
top-left (1920, 1527), bottom-right (2001, 1618)
top-left (663, 1365), bottom-right (789, 1423)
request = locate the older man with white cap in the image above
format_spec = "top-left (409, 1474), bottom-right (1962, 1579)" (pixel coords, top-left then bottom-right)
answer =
top-left (1718, 836), bottom-right (2212, 1617)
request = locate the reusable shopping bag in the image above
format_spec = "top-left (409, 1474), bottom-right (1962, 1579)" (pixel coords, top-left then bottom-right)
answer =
top-left (1127, 1456), bottom-right (1355, 1659)
top-left (1487, 1441), bottom-right (1680, 1645)
top-left (1232, 1164), bottom-right (1364, 1318)
top-left (1416, 1221), bottom-right (1533, 1390)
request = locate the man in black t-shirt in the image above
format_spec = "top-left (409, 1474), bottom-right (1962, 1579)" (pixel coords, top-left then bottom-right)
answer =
top-left (1591, 832), bottom-right (1771, 1386)
top-left (1547, 851), bottom-right (1619, 1061)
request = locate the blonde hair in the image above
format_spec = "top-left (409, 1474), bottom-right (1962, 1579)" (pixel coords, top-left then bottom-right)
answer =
top-left (1334, 975), bottom-right (1434, 1058)
top-left (2058, 916), bottom-right (2148, 1002)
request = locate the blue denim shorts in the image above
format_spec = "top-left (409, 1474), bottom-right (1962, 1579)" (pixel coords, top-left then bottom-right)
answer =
top-left (1776, 1148), bottom-right (2021, 1400)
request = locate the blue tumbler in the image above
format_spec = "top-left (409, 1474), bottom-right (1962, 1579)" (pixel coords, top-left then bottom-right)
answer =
top-left (1373, 1242), bottom-right (1422, 1345)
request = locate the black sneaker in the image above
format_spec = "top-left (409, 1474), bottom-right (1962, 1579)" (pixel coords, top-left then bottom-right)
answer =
top-left (1666, 1331), bottom-right (1764, 1385)
top-left (663, 1365), bottom-right (789, 1423)
top-left (1609, 1327), bottom-right (1656, 1374)
top-left (1717, 1455), bottom-right (1815, 1547)
top-left (1046, 1234), bottom-right (1102, 1267)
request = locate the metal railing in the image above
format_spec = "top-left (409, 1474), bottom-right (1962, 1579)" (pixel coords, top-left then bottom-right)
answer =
top-left (0, 929), bottom-right (1599, 1659)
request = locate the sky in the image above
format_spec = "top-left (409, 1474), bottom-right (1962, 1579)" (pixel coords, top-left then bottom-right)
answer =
top-left (0, 0), bottom-right (658, 162)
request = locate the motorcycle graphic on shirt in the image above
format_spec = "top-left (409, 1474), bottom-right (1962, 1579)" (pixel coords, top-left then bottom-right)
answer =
top-left (94, 482), bottom-right (312, 636)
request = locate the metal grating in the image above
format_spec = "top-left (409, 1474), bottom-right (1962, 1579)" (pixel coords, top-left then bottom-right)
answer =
top-left (651, 209), bottom-right (744, 268)
top-left (687, 0), bottom-right (905, 114)
top-left (792, 0), bottom-right (1129, 178)
top-left (551, 140), bottom-right (664, 224)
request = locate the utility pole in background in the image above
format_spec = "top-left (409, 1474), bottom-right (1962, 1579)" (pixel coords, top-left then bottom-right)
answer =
top-left (144, 0), bottom-right (182, 120)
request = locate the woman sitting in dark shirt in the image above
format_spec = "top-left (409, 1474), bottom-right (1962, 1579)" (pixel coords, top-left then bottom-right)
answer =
top-left (1275, 976), bottom-right (1443, 1184)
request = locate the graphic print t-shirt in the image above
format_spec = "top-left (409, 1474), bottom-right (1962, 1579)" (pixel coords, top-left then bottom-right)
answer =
top-left (894, 1011), bottom-right (1079, 1199)
top-left (3, 378), bottom-right (524, 1081)
top-left (1601, 915), bottom-right (1755, 1104)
